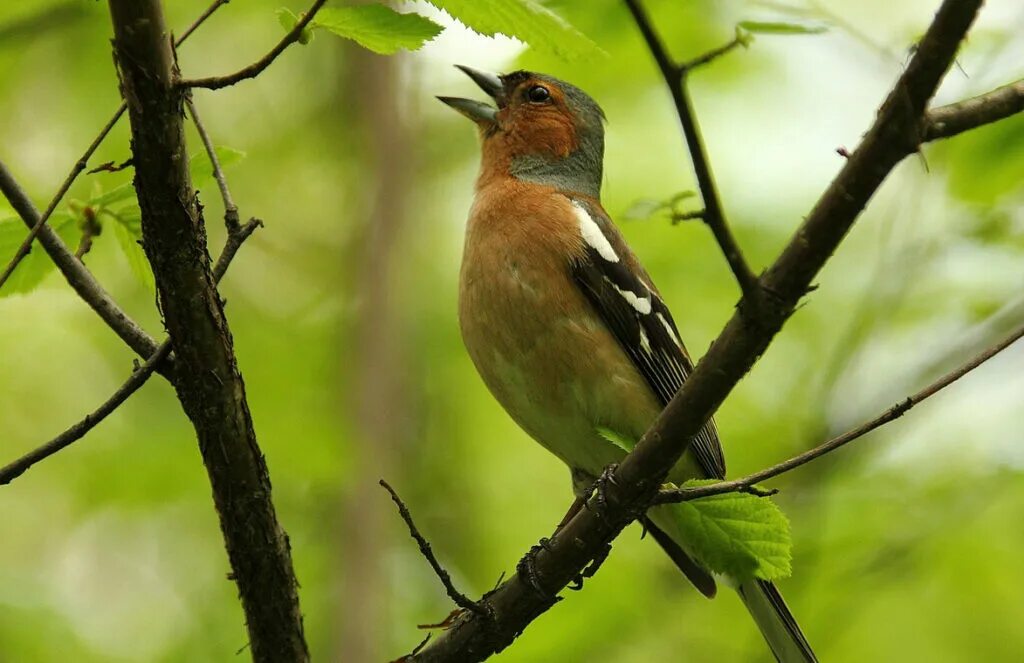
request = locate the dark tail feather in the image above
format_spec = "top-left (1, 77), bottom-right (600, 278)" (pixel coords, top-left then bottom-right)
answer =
top-left (737, 579), bottom-right (817, 663)
top-left (641, 516), bottom-right (717, 598)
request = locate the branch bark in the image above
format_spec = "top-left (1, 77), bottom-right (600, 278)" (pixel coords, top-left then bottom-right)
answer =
top-left (107, 1), bottom-right (307, 661)
top-left (410, 0), bottom-right (986, 660)
top-left (923, 78), bottom-right (1024, 140)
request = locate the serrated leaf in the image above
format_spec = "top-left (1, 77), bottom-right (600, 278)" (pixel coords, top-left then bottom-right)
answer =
top-left (104, 207), bottom-right (154, 291)
top-left (737, 20), bottom-right (827, 35)
top-left (426, 0), bottom-right (602, 61)
top-left (0, 212), bottom-right (78, 297)
top-left (668, 480), bottom-right (792, 581)
top-left (89, 182), bottom-right (137, 207)
top-left (312, 5), bottom-right (442, 55)
top-left (189, 146), bottom-right (246, 190)
top-left (276, 7), bottom-right (315, 44)
top-left (596, 426), bottom-right (634, 453)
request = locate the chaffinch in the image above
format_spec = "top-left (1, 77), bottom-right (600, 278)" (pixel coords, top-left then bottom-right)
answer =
top-left (440, 66), bottom-right (816, 663)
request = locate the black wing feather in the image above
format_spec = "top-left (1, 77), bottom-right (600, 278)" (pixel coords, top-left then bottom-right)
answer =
top-left (569, 199), bottom-right (726, 480)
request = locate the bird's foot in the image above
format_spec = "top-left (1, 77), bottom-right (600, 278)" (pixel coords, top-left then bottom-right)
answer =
top-left (568, 542), bottom-right (613, 591)
top-left (585, 463), bottom-right (619, 522)
top-left (516, 537), bottom-right (559, 602)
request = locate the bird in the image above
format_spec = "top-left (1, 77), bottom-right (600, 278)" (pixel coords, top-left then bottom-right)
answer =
top-left (439, 65), bottom-right (817, 663)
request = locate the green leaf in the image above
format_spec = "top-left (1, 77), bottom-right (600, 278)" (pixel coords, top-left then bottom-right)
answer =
top-left (668, 480), bottom-right (792, 581)
top-left (0, 212), bottom-right (78, 297)
top-left (596, 426), bottom-right (634, 453)
top-left (276, 7), bottom-right (315, 45)
top-left (425, 0), bottom-right (603, 61)
top-left (312, 5), bottom-right (443, 55)
top-left (89, 182), bottom-right (137, 208)
top-left (103, 207), bottom-right (154, 291)
top-left (737, 20), bottom-right (828, 35)
top-left (189, 146), bottom-right (246, 190)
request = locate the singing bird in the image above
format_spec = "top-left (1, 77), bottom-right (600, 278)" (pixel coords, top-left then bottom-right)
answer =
top-left (440, 66), bottom-right (816, 663)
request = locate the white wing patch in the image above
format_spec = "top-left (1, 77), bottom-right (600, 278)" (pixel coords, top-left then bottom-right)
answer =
top-left (603, 277), bottom-right (652, 315)
top-left (572, 201), bottom-right (619, 263)
top-left (657, 312), bottom-right (682, 347)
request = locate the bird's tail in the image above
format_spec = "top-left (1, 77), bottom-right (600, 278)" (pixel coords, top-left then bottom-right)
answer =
top-left (736, 579), bottom-right (817, 663)
top-left (646, 505), bottom-right (817, 663)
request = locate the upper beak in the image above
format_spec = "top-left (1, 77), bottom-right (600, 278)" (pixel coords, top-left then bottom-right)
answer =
top-left (437, 65), bottom-right (504, 125)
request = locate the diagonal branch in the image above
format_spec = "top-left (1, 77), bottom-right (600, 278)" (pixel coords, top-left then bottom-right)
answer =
top-left (623, 0), bottom-right (759, 300)
top-left (187, 98), bottom-right (240, 231)
top-left (180, 0), bottom-right (328, 91)
top-left (409, 1), bottom-right (987, 660)
top-left (0, 217), bottom-right (261, 487)
top-left (0, 162), bottom-right (168, 371)
top-left (923, 78), bottom-right (1024, 141)
top-left (656, 322), bottom-right (1024, 503)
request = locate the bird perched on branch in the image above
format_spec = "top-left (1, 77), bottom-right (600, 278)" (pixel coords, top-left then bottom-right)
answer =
top-left (440, 66), bottom-right (816, 663)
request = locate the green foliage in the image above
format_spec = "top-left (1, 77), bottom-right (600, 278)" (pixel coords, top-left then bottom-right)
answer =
top-left (276, 7), bottom-right (315, 45)
top-left (0, 212), bottom-right (78, 297)
top-left (736, 20), bottom-right (828, 36)
top-left (189, 145), bottom-right (246, 189)
top-left (311, 5), bottom-right (443, 55)
top-left (425, 0), bottom-right (602, 61)
top-left (670, 481), bottom-right (792, 581)
top-left (103, 206), bottom-right (154, 291)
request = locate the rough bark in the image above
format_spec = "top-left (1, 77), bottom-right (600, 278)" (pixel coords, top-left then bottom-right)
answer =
top-left (106, 2), bottom-right (308, 661)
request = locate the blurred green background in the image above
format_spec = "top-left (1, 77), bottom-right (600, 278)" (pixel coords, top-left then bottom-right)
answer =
top-left (2, 0), bottom-right (1023, 661)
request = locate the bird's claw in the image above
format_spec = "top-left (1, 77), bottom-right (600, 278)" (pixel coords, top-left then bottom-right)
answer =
top-left (516, 538), bottom-right (557, 601)
top-left (584, 463), bottom-right (619, 522)
top-left (567, 542), bottom-right (613, 591)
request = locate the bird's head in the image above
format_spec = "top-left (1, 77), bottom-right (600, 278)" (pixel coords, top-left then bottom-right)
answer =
top-left (440, 66), bottom-right (606, 199)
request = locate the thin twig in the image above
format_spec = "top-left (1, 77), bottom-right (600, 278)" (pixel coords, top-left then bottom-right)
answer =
top-left (186, 98), bottom-right (240, 231)
top-left (0, 106), bottom-right (124, 292)
top-left (0, 0), bottom-right (230, 296)
top-left (622, 0), bottom-right (760, 300)
top-left (180, 0), bottom-right (328, 91)
top-left (681, 33), bottom-right (748, 72)
top-left (379, 480), bottom-right (490, 618)
top-left (656, 322), bottom-right (1024, 503)
top-left (0, 217), bottom-right (261, 486)
top-left (923, 78), bottom-right (1024, 141)
top-left (0, 341), bottom-right (171, 486)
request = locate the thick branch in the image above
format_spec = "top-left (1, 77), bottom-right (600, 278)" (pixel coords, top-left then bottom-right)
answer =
top-left (411, 1), bottom-right (985, 660)
top-left (107, 2), bottom-right (307, 661)
top-left (623, 0), bottom-right (759, 299)
top-left (180, 0), bottom-right (327, 90)
top-left (923, 78), bottom-right (1024, 141)
top-left (657, 322), bottom-right (1024, 503)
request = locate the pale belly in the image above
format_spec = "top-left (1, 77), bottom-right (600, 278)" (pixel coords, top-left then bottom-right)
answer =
top-left (459, 247), bottom-right (666, 489)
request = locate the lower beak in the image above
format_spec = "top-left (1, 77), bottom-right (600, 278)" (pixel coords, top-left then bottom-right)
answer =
top-left (438, 65), bottom-right (504, 125)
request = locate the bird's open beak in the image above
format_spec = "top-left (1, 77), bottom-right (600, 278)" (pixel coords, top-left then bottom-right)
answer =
top-left (437, 65), bottom-right (504, 125)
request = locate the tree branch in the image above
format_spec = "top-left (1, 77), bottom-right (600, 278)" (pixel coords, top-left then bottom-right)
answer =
top-left (380, 480), bottom-right (490, 618)
top-left (108, 1), bottom-right (307, 661)
top-left (623, 0), bottom-right (759, 300)
top-left (681, 32), bottom-right (748, 72)
top-left (0, 162), bottom-right (168, 372)
top-left (923, 78), bottom-right (1024, 141)
top-left (179, 0), bottom-right (327, 91)
top-left (0, 217), bottom-right (261, 487)
top-left (409, 1), bottom-right (986, 660)
top-left (656, 321), bottom-right (1024, 503)
top-left (0, 0), bottom-right (229, 346)
top-left (186, 98), bottom-right (240, 230)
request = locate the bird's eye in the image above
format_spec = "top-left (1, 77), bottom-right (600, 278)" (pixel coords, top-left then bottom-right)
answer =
top-left (526, 85), bottom-right (551, 103)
